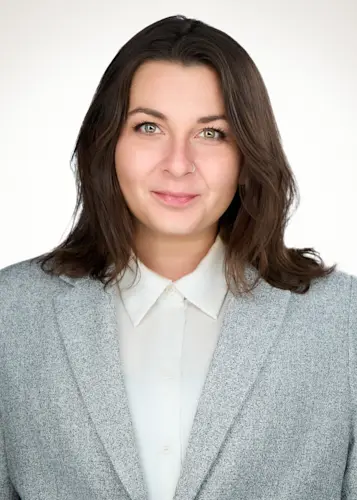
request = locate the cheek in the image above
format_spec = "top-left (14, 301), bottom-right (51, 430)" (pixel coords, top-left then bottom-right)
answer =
top-left (206, 156), bottom-right (240, 196)
top-left (204, 143), bottom-right (240, 175)
top-left (115, 141), bottom-right (159, 184)
top-left (115, 144), bottom-right (140, 186)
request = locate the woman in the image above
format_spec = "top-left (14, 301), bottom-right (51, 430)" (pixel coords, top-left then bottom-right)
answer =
top-left (0, 14), bottom-right (356, 500)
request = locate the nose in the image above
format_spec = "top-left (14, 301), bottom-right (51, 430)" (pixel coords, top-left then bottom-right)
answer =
top-left (163, 139), bottom-right (195, 177)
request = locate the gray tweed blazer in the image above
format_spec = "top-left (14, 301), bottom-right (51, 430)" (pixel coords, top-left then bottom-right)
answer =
top-left (0, 257), bottom-right (356, 500)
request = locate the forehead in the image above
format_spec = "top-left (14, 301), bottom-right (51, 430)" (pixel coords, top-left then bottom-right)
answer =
top-left (128, 60), bottom-right (225, 113)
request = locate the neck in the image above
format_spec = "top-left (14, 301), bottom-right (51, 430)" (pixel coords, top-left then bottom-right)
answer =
top-left (134, 227), bottom-right (219, 281)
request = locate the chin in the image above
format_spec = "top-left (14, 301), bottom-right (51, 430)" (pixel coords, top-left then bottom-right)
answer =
top-left (155, 227), bottom-right (199, 236)
top-left (149, 221), bottom-right (201, 236)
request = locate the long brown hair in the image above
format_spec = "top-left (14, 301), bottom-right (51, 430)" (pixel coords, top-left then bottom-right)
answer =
top-left (34, 15), bottom-right (337, 296)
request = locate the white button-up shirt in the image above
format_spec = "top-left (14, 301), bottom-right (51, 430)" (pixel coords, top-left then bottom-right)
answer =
top-left (113, 235), bottom-right (229, 500)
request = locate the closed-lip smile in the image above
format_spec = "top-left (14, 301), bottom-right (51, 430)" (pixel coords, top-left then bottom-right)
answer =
top-left (151, 191), bottom-right (199, 207)
top-left (153, 191), bottom-right (198, 197)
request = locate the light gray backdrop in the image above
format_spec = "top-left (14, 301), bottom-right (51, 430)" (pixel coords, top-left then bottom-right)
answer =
top-left (0, 0), bottom-right (356, 273)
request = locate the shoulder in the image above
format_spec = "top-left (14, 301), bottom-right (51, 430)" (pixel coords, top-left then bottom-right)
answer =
top-left (0, 255), bottom-right (62, 289)
top-left (289, 268), bottom-right (357, 346)
top-left (0, 256), bottom-right (69, 318)
top-left (289, 268), bottom-right (356, 318)
top-left (259, 267), bottom-right (356, 331)
top-left (0, 256), bottom-right (48, 282)
top-left (295, 267), bottom-right (356, 305)
top-left (343, 269), bottom-right (357, 333)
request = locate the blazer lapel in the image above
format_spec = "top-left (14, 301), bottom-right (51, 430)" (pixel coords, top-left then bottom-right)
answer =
top-left (173, 266), bottom-right (292, 500)
top-left (53, 274), bottom-right (149, 500)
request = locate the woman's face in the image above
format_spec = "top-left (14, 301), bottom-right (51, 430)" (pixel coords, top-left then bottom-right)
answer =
top-left (114, 60), bottom-right (242, 241)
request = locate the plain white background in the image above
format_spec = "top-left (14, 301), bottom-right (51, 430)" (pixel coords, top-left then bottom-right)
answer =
top-left (0, 0), bottom-right (356, 274)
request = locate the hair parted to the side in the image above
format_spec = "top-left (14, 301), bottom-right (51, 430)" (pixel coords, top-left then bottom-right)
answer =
top-left (34, 14), bottom-right (337, 296)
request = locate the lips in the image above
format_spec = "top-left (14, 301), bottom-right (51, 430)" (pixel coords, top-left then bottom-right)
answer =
top-left (151, 191), bottom-right (199, 207)
top-left (153, 191), bottom-right (197, 198)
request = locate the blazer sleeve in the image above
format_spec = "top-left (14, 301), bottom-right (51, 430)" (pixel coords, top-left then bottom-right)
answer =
top-left (0, 410), bottom-right (20, 500)
top-left (342, 275), bottom-right (357, 499)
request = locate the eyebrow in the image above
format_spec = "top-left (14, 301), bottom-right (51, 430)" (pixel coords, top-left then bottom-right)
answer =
top-left (127, 106), bottom-right (227, 124)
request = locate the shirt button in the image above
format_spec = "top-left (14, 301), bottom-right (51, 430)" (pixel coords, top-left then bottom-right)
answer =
top-left (166, 284), bottom-right (175, 295)
top-left (162, 445), bottom-right (170, 454)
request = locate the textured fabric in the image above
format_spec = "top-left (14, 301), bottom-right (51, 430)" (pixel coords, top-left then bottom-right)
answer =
top-left (0, 255), bottom-right (356, 500)
top-left (115, 236), bottom-right (228, 500)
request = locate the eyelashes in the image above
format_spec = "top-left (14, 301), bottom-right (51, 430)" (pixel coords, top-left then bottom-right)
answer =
top-left (132, 121), bottom-right (228, 140)
top-left (202, 126), bottom-right (227, 140)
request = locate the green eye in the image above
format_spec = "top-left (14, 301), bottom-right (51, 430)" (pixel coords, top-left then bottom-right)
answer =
top-left (200, 128), bottom-right (227, 140)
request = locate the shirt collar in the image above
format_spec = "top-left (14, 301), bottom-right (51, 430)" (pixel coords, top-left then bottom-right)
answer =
top-left (116, 235), bottom-right (228, 327)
